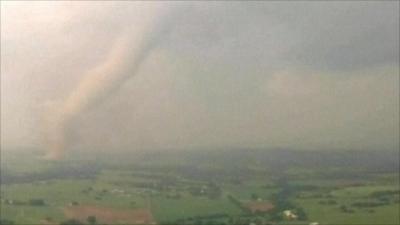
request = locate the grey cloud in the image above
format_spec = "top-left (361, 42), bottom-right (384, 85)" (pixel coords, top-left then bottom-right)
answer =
top-left (1, 2), bottom-right (398, 153)
top-left (163, 2), bottom-right (398, 71)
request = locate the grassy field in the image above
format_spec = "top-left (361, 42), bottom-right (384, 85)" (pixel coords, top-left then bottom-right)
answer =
top-left (150, 194), bottom-right (242, 223)
top-left (293, 184), bottom-right (400, 225)
top-left (296, 199), bottom-right (399, 225)
top-left (1, 149), bottom-right (399, 225)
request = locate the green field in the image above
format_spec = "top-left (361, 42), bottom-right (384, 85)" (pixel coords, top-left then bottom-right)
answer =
top-left (294, 184), bottom-right (400, 225)
top-left (1, 149), bottom-right (399, 225)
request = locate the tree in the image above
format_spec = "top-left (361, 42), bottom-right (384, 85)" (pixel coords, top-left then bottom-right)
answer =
top-left (251, 193), bottom-right (259, 200)
top-left (87, 216), bottom-right (97, 225)
top-left (29, 199), bottom-right (45, 206)
top-left (59, 219), bottom-right (83, 225)
top-left (295, 207), bottom-right (308, 221)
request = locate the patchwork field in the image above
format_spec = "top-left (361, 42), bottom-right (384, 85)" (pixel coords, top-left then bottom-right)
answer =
top-left (1, 149), bottom-right (399, 225)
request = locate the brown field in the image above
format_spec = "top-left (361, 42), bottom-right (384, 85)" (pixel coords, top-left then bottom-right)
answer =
top-left (63, 205), bottom-right (156, 224)
top-left (40, 219), bottom-right (58, 225)
top-left (245, 201), bottom-right (274, 214)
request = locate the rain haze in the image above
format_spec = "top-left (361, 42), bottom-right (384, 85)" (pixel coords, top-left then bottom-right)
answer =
top-left (0, 2), bottom-right (399, 225)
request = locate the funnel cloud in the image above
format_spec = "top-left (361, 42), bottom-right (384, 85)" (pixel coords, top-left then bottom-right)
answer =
top-left (43, 5), bottom-right (185, 159)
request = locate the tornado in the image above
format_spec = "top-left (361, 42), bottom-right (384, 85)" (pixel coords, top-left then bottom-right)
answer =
top-left (44, 6), bottom-right (180, 160)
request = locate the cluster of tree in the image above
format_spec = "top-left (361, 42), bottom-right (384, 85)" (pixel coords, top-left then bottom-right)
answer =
top-left (256, 149), bottom-right (399, 174)
top-left (197, 215), bottom-right (276, 225)
top-left (366, 189), bottom-right (399, 205)
top-left (0, 218), bottom-right (15, 225)
top-left (81, 187), bottom-right (94, 194)
top-left (176, 164), bottom-right (251, 183)
top-left (251, 193), bottom-right (259, 200)
top-left (29, 198), bottom-right (46, 206)
top-left (162, 214), bottom-right (277, 225)
top-left (339, 205), bottom-right (355, 213)
top-left (114, 149), bottom-right (400, 181)
top-left (3, 199), bottom-right (25, 205)
top-left (318, 199), bottom-right (337, 205)
top-left (60, 219), bottom-right (84, 225)
top-left (1, 163), bottom-right (100, 185)
top-left (269, 180), bottom-right (295, 212)
top-left (70, 201), bottom-right (80, 206)
top-left (351, 201), bottom-right (387, 208)
top-left (369, 189), bottom-right (399, 204)
top-left (80, 187), bottom-right (111, 201)
top-left (293, 207), bottom-right (308, 221)
top-left (59, 216), bottom-right (98, 225)
top-left (167, 214), bottom-right (230, 225)
top-left (188, 182), bottom-right (222, 199)
top-left (165, 192), bottom-right (182, 199)
top-left (130, 171), bottom-right (167, 180)
top-left (298, 192), bottom-right (334, 199)
top-left (3, 198), bottom-right (45, 206)
top-left (162, 221), bottom-right (227, 225)
top-left (123, 179), bottom-right (179, 192)
top-left (229, 218), bottom-right (273, 225)
top-left (229, 177), bottom-right (244, 185)
top-left (268, 179), bottom-right (308, 221)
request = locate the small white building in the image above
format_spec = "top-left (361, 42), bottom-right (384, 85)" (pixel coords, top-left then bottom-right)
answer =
top-left (111, 188), bottom-right (125, 194)
top-left (283, 210), bottom-right (298, 220)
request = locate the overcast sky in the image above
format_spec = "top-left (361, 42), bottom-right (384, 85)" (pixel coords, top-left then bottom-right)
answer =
top-left (1, 1), bottom-right (399, 153)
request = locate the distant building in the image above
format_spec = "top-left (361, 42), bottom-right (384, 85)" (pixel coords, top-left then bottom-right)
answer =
top-left (283, 210), bottom-right (298, 220)
top-left (111, 188), bottom-right (125, 194)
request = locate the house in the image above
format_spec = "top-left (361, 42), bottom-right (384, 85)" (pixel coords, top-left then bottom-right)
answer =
top-left (283, 210), bottom-right (298, 220)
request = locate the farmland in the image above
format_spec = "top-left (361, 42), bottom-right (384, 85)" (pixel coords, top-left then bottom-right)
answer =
top-left (0, 149), bottom-right (399, 225)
